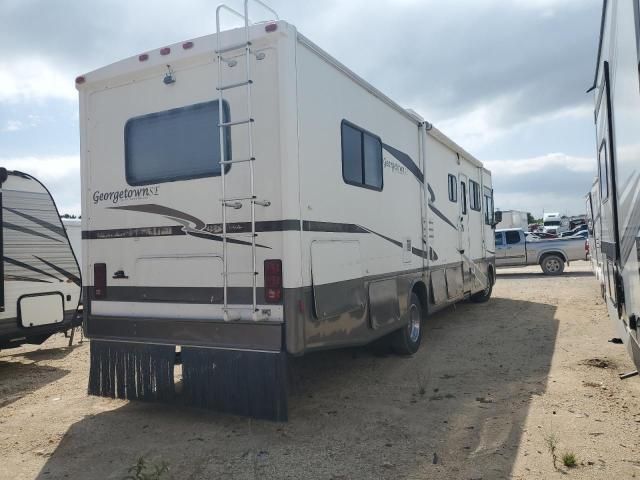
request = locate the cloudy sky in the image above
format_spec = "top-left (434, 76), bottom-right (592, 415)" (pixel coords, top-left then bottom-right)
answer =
top-left (1, 0), bottom-right (601, 217)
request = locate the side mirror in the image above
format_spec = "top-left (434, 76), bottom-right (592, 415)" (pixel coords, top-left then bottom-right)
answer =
top-left (494, 211), bottom-right (503, 224)
top-left (0, 167), bottom-right (7, 185)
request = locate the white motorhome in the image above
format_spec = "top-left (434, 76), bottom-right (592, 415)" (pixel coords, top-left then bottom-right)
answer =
top-left (542, 212), bottom-right (569, 235)
top-left (77, 4), bottom-right (495, 420)
top-left (589, 0), bottom-right (640, 370)
top-left (0, 169), bottom-right (82, 350)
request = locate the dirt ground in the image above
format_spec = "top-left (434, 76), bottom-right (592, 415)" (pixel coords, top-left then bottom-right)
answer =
top-left (1, 261), bottom-right (639, 480)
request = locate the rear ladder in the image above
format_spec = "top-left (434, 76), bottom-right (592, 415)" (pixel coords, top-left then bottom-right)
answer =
top-left (215, 1), bottom-right (278, 322)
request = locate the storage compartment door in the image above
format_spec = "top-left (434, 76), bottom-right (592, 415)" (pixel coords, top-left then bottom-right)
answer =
top-left (311, 240), bottom-right (365, 319)
top-left (19, 293), bottom-right (64, 327)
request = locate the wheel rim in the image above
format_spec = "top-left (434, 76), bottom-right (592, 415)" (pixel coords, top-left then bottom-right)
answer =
top-left (407, 304), bottom-right (421, 343)
top-left (546, 258), bottom-right (561, 272)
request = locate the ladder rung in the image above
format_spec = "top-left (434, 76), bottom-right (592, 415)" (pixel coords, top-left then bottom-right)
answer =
top-left (219, 118), bottom-right (254, 128)
top-left (220, 157), bottom-right (255, 165)
top-left (217, 80), bottom-right (253, 91)
top-left (222, 195), bottom-right (256, 202)
top-left (216, 41), bottom-right (251, 54)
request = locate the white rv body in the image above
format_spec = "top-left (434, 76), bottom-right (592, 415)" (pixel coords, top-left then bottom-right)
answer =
top-left (590, 0), bottom-right (640, 369)
top-left (495, 210), bottom-right (529, 230)
top-left (586, 179), bottom-right (603, 286)
top-left (62, 219), bottom-right (82, 273)
top-left (0, 170), bottom-right (82, 349)
top-left (77, 17), bottom-right (495, 417)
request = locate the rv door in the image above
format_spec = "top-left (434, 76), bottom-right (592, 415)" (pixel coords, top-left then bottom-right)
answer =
top-left (458, 174), bottom-right (470, 256)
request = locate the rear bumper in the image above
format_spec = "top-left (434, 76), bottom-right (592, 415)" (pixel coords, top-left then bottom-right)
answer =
top-left (85, 314), bottom-right (283, 352)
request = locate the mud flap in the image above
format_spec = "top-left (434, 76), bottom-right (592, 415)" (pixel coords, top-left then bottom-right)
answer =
top-left (88, 340), bottom-right (175, 401)
top-left (181, 347), bottom-right (288, 421)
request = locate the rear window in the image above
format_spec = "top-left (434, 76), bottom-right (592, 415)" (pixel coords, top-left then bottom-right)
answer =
top-left (125, 100), bottom-right (230, 186)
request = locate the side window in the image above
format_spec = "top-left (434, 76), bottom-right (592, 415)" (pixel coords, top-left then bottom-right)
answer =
top-left (341, 121), bottom-right (383, 190)
top-left (505, 231), bottom-right (521, 244)
top-left (461, 181), bottom-right (467, 214)
top-left (495, 232), bottom-right (504, 246)
top-left (448, 174), bottom-right (457, 202)
top-left (469, 180), bottom-right (481, 211)
top-left (598, 141), bottom-right (609, 200)
top-left (484, 187), bottom-right (494, 225)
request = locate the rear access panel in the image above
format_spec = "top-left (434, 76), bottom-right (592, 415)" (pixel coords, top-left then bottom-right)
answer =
top-left (19, 293), bottom-right (64, 327)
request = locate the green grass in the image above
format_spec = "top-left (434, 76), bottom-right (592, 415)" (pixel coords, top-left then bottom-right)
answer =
top-left (562, 452), bottom-right (577, 468)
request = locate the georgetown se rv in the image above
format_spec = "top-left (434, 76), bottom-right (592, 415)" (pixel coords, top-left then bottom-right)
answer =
top-left (589, 0), bottom-right (640, 371)
top-left (0, 169), bottom-right (82, 350)
top-left (77, 2), bottom-right (495, 420)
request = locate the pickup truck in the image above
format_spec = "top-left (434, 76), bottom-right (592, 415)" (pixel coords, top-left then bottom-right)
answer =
top-left (495, 228), bottom-right (588, 275)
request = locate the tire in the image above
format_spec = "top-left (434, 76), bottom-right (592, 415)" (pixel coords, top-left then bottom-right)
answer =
top-left (540, 254), bottom-right (565, 275)
top-left (471, 269), bottom-right (494, 303)
top-left (391, 292), bottom-right (423, 356)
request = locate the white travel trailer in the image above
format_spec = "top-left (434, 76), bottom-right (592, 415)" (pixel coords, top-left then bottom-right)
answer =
top-left (0, 169), bottom-right (82, 350)
top-left (62, 218), bottom-right (82, 273)
top-left (589, 0), bottom-right (640, 370)
top-left (495, 210), bottom-right (529, 231)
top-left (586, 178), bottom-right (603, 291)
top-left (77, 4), bottom-right (495, 420)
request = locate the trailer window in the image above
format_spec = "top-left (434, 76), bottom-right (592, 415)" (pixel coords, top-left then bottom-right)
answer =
top-left (495, 232), bottom-right (504, 246)
top-left (469, 180), bottom-right (481, 211)
top-left (125, 100), bottom-right (230, 186)
top-left (598, 141), bottom-right (609, 200)
top-left (484, 187), bottom-right (494, 225)
top-left (448, 174), bottom-right (457, 202)
top-left (341, 121), bottom-right (383, 190)
top-left (461, 181), bottom-right (467, 215)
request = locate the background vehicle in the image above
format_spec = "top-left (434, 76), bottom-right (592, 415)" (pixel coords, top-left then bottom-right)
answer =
top-left (542, 212), bottom-right (569, 235)
top-left (495, 209), bottom-right (528, 230)
top-left (0, 169), bottom-right (82, 350)
top-left (77, 6), bottom-right (495, 420)
top-left (559, 224), bottom-right (588, 238)
top-left (495, 228), bottom-right (587, 275)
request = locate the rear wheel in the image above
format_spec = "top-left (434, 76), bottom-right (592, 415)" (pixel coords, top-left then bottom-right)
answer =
top-left (391, 292), bottom-right (423, 355)
top-left (541, 254), bottom-right (565, 275)
top-left (471, 269), bottom-right (494, 303)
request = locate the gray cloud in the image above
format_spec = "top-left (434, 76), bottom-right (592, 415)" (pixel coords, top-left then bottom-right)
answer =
top-left (0, 0), bottom-right (603, 216)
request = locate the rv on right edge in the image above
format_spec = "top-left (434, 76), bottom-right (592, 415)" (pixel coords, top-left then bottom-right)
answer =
top-left (589, 0), bottom-right (640, 370)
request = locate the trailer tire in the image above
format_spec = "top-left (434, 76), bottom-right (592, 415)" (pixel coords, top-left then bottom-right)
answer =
top-left (391, 292), bottom-right (423, 356)
top-left (471, 270), bottom-right (494, 303)
top-left (540, 254), bottom-right (565, 275)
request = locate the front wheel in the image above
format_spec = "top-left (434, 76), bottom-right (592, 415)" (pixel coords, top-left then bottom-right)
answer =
top-left (391, 292), bottom-right (423, 355)
top-left (471, 270), bottom-right (494, 303)
top-left (541, 254), bottom-right (565, 275)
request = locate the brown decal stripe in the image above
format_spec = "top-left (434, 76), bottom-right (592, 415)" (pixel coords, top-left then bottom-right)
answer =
top-left (3, 256), bottom-right (63, 282)
top-left (3, 206), bottom-right (66, 237)
top-left (34, 256), bottom-right (81, 286)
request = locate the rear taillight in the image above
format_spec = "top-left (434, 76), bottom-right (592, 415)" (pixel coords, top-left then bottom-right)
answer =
top-left (94, 263), bottom-right (106, 299)
top-left (264, 259), bottom-right (282, 303)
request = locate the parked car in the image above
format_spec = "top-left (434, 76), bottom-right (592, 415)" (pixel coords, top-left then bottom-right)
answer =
top-left (559, 224), bottom-right (588, 238)
top-left (495, 228), bottom-right (588, 274)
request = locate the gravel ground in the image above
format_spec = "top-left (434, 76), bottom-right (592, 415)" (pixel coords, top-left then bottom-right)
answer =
top-left (1, 261), bottom-right (639, 480)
